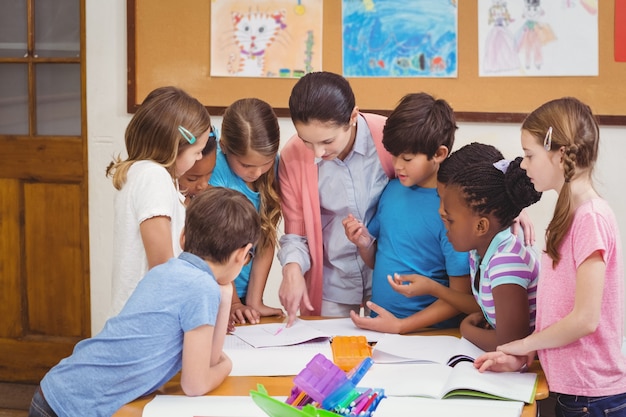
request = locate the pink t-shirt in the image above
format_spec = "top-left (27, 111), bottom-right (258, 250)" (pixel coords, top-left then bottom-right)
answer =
top-left (536, 198), bottom-right (626, 396)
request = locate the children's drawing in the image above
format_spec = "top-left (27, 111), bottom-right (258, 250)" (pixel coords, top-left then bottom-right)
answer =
top-left (210, 0), bottom-right (322, 78)
top-left (483, 1), bottom-right (520, 73)
top-left (342, 0), bottom-right (458, 78)
top-left (478, 0), bottom-right (598, 77)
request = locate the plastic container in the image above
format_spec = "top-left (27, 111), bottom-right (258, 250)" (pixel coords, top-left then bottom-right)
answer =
top-left (331, 336), bottom-right (372, 372)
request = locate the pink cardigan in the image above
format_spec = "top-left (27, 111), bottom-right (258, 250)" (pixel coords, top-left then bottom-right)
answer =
top-left (278, 113), bottom-right (395, 315)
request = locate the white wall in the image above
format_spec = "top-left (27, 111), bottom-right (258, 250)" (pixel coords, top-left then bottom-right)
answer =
top-left (86, 0), bottom-right (626, 335)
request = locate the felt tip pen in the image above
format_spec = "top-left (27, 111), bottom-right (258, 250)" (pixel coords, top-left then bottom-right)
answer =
top-left (357, 392), bottom-right (378, 415)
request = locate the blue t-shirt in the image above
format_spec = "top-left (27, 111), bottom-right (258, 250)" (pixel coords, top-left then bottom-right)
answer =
top-left (209, 146), bottom-right (260, 298)
top-left (40, 253), bottom-right (221, 417)
top-left (369, 180), bottom-right (469, 327)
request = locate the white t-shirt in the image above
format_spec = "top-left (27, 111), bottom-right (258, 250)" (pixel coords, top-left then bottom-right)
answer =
top-left (109, 160), bottom-right (185, 317)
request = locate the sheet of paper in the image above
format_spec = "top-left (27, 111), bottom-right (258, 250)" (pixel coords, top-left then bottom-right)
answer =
top-left (357, 363), bottom-right (453, 398)
top-left (373, 396), bottom-right (523, 417)
top-left (231, 319), bottom-right (330, 348)
top-left (223, 334), bottom-right (333, 376)
top-left (304, 317), bottom-right (388, 342)
top-left (372, 334), bottom-right (463, 364)
top-left (142, 395), bottom-right (287, 417)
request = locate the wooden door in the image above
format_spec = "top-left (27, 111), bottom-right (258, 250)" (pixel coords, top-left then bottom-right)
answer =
top-left (0, 0), bottom-right (89, 383)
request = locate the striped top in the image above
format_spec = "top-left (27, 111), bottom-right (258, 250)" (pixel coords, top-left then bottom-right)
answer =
top-left (469, 229), bottom-right (539, 329)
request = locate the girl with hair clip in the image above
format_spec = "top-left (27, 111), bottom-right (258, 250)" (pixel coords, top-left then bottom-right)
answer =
top-left (475, 98), bottom-right (626, 417)
top-left (106, 86), bottom-right (215, 317)
top-left (430, 142), bottom-right (542, 352)
top-left (209, 98), bottom-right (283, 325)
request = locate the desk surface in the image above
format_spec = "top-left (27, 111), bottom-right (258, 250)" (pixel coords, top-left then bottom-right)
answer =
top-left (113, 317), bottom-right (548, 417)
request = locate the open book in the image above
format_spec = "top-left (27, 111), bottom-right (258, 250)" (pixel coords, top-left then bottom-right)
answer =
top-left (362, 334), bottom-right (537, 403)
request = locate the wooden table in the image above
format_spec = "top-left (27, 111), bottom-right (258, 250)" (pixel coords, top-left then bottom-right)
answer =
top-left (113, 317), bottom-right (548, 417)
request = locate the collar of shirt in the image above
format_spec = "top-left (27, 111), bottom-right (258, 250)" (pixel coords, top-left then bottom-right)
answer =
top-left (178, 251), bottom-right (214, 276)
top-left (472, 228), bottom-right (515, 272)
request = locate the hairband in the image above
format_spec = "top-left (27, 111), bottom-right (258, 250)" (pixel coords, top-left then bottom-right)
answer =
top-left (493, 159), bottom-right (511, 174)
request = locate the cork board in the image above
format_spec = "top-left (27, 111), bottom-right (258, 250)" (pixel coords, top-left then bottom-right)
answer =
top-left (127, 0), bottom-right (626, 124)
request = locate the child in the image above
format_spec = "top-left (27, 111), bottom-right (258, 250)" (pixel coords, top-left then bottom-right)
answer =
top-left (474, 97), bottom-right (626, 416)
top-left (29, 187), bottom-right (261, 417)
top-left (209, 98), bottom-right (283, 324)
top-left (179, 128), bottom-right (218, 204)
top-left (277, 71), bottom-right (395, 326)
top-left (343, 92), bottom-right (471, 334)
top-left (434, 142), bottom-right (542, 351)
top-left (106, 86), bottom-right (214, 316)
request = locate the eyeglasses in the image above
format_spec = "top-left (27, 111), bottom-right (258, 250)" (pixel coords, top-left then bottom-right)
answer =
top-left (178, 125), bottom-right (196, 144)
top-left (244, 246), bottom-right (255, 266)
top-left (543, 126), bottom-right (553, 151)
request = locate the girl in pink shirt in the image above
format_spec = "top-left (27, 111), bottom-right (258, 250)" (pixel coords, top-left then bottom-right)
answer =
top-left (475, 97), bottom-right (626, 417)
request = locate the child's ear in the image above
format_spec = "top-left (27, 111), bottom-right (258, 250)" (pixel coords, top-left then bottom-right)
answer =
top-left (476, 217), bottom-right (490, 236)
top-left (434, 145), bottom-right (449, 162)
top-left (349, 106), bottom-right (360, 126)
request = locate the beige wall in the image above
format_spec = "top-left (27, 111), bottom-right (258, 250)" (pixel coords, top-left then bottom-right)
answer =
top-left (87, 0), bottom-right (626, 335)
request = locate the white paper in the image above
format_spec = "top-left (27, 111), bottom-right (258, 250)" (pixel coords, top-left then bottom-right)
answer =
top-left (142, 395), bottom-right (286, 417)
top-left (374, 397), bottom-right (523, 417)
top-left (232, 319), bottom-right (330, 348)
top-left (223, 334), bottom-right (333, 376)
top-left (372, 334), bottom-right (465, 364)
top-left (304, 318), bottom-right (389, 343)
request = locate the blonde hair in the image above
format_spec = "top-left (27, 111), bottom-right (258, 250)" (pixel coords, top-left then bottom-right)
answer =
top-left (220, 98), bottom-right (281, 249)
top-left (521, 97), bottom-right (599, 265)
top-left (106, 86), bottom-right (211, 189)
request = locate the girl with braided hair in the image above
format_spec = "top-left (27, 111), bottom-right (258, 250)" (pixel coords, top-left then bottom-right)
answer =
top-left (475, 98), bottom-right (626, 417)
top-left (429, 142), bottom-right (542, 352)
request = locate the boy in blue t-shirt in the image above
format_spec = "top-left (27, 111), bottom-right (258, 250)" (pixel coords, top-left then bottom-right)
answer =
top-left (343, 92), bottom-right (472, 334)
top-left (29, 187), bottom-right (260, 417)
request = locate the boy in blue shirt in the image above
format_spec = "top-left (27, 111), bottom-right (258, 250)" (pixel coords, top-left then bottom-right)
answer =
top-left (343, 92), bottom-right (472, 334)
top-left (29, 187), bottom-right (260, 417)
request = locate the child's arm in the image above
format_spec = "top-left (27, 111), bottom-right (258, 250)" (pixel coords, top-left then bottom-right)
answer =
top-left (342, 214), bottom-right (376, 268)
top-left (493, 252), bottom-right (605, 357)
top-left (244, 242), bottom-right (284, 318)
top-left (461, 282), bottom-right (530, 351)
top-left (180, 284), bottom-right (233, 396)
top-left (351, 275), bottom-right (471, 334)
top-left (388, 273), bottom-right (480, 314)
top-left (140, 216), bottom-right (174, 268)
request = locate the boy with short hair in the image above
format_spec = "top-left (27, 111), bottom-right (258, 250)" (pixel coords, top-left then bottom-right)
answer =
top-left (343, 92), bottom-right (472, 334)
top-left (29, 187), bottom-right (260, 417)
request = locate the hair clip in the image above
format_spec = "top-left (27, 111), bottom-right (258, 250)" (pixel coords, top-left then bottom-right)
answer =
top-left (178, 125), bottom-right (196, 144)
top-left (492, 159), bottom-right (511, 174)
top-left (543, 126), bottom-right (553, 151)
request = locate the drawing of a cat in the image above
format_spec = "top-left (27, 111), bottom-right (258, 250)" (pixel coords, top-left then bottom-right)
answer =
top-left (231, 10), bottom-right (287, 76)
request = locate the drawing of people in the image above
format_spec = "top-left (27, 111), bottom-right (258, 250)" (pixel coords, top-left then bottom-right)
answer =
top-left (516, 0), bottom-right (555, 70)
top-left (483, 0), bottom-right (520, 73)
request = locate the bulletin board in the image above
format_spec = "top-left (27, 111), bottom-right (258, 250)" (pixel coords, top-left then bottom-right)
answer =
top-left (127, 0), bottom-right (626, 124)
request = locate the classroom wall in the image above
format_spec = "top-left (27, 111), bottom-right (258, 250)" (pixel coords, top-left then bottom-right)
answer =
top-left (86, 0), bottom-right (626, 335)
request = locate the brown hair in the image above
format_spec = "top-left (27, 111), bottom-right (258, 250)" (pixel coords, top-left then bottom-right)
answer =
top-left (106, 86), bottom-right (212, 189)
top-left (220, 98), bottom-right (281, 249)
top-left (383, 92), bottom-right (457, 159)
top-left (521, 97), bottom-right (599, 265)
top-left (184, 187), bottom-right (260, 263)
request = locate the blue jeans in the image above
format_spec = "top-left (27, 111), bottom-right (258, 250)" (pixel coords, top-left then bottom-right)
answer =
top-left (28, 386), bottom-right (58, 417)
top-left (554, 391), bottom-right (626, 417)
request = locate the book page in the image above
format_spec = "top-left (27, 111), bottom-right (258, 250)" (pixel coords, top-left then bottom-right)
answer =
top-left (374, 396), bottom-right (524, 417)
top-left (223, 335), bottom-right (333, 376)
top-left (442, 362), bottom-right (537, 403)
top-left (231, 319), bottom-right (330, 348)
top-left (357, 363), bottom-right (452, 398)
top-left (371, 334), bottom-right (462, 364)
top-left (143, 395), bottom-right (283, 417)
top-left (304, 317), bottom-right (388, 342)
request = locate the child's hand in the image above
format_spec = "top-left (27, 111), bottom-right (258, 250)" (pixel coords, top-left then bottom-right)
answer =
top-left (248, 303), bottom-right (284, 319)
top-left (511, 209), bottom-right (535, 246)
top-left (474, 350), bottom-right (533, 373)
top-left (387, 273), bottom-right (433, 297)
top-left (342, 214), bottom-right (374, 249)
top-left (230, 302), bottom-right (261, 325)
top-left (461, 311), bottom-right (492, 330)
top-left (350, 301), bottom-right (403, 334)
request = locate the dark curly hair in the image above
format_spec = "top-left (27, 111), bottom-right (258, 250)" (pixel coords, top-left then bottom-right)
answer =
top-left (438, 142), bottom-right (542, 228)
